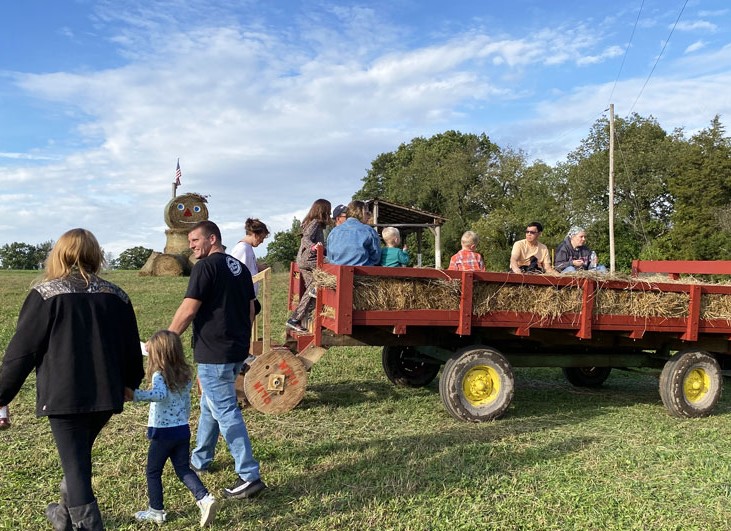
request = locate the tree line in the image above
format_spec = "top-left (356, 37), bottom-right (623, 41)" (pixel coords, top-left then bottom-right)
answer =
top-left (4, 113), bottom-right (729, 272)
top-left (265, 113), bottom-right (731, 271)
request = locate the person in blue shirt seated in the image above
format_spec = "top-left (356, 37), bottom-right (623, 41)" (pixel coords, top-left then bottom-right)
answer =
top-left (379, 227), bottom-right (410, 267)
top-left (326, 201), bottom-right (381, 266)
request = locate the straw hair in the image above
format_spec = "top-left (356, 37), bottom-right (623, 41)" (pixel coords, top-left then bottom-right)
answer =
top-left (382, 227), bottom-right (400, 246)
top-left (461, 231), bottom-right (479, 247)
top-left (43, 228), bottom-right (104, 284)
top-left (145, 330), bottom-right (193, 392)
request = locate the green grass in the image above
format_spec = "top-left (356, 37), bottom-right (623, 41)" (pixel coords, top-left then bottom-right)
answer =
top-left (2, 270), bottom-right (731, 530)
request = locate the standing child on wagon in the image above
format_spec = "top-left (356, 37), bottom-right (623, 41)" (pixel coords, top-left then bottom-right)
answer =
top-left (380, 227), bottom-right (410, 267)
top-left (133, 330), bottom-right (219, 527)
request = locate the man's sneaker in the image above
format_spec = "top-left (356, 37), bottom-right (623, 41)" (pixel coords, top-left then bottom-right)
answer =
top-left (134, 507), bottom-right (166, 524)
top-left (286, 319), bottom-right (307, 333)
top-left (196, 493), bottom-right (219, 527)
top-left (190, 462), bottom-right (210, 475)
top-left (223, 477), bottom-right (267, 499)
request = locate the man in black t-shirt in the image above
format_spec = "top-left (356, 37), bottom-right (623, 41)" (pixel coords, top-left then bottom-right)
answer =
top-left (169, 220), bottom-right (266, 499)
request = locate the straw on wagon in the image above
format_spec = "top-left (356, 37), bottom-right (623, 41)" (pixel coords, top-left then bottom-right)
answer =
top-left (313, 268), bottom-right (731, 322)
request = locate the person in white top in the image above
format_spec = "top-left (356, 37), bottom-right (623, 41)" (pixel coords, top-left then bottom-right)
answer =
top-left (229, 218), bottom-right (270, 295)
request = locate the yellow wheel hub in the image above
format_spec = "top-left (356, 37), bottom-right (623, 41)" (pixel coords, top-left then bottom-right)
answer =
top-left (683, 367), bottom-right (711, 403)
top-left (463, 364), bottom-right (500, 406)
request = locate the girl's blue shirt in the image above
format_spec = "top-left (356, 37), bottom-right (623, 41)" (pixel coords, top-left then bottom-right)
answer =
top-left (133, 371), bottom-right (192, 440)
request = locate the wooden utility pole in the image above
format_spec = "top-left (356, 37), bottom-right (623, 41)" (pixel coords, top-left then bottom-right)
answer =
top-left (609, 104), bottom-right (616, 273)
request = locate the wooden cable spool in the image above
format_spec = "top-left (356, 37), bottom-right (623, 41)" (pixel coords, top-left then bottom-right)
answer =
top-left (239, 348), bottom-right (307, 414)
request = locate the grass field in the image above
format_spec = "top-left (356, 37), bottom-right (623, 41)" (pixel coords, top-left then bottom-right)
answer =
top-left (2, 270), bottom-right (731, 530)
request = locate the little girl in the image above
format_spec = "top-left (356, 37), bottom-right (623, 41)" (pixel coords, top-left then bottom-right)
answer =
top-left (133, 330), bottom-right (218, 527)
top-left (0, 405), bottom-right (9, 429)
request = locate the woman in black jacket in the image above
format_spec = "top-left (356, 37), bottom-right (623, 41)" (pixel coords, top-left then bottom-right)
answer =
top-left (0, 228), bottom-right (144, 530)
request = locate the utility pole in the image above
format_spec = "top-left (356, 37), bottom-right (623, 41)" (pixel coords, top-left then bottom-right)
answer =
top-left (609, 104), bottom-right (616, 274)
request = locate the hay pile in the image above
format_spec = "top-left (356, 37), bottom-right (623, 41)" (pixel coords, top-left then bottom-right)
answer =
top-left (594, 288), bottom-right (689, 318)
top-left (701, 294), bottom-right (731, 320)
top-left (311, 268), bottom-right (731, 322)
top-left (472, 283), bottom-right (583, 319)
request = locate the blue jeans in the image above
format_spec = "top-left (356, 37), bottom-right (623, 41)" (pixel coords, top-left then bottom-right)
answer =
top-left (562, 265), bottom-right (607, 273)
top-left (147, 436), bottom-right (207, 510)
top-left (191, 362), bottom-right (260, 481)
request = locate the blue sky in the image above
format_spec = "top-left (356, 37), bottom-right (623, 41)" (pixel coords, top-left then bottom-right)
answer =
top-left (1, 0), bottom-right (729, 257)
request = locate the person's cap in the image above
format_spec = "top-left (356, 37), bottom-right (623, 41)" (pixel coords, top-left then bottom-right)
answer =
top-left (333, 204), bottom-right (347, 219)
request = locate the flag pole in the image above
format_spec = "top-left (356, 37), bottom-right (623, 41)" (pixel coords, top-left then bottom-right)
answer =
top-left (172, 158), bottom-right (181, 198)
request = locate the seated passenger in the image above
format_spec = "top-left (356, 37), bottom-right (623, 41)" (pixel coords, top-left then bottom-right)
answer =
top-left (327, 201), bottom-right (381, 266)
top-left (554, 226), bottom-right (607, 273)
top-left (380, 227), bottom-right (410, 267)
top-left (448, 231), bottom-right (485, 271)
top-left (510, 222), bottom-right (556, 274)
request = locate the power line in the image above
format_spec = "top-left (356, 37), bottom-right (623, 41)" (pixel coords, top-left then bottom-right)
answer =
top-left (608, 0), bottom-right (645, 106)
top-left (629, 0), bottom-right (689, 114)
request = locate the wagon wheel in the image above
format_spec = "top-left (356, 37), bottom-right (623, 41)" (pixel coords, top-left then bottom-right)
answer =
top-left (242, 348), bottom-right (308, 414)
top-left (439, 346), bottom-right (514, 422)
top-left (382, 346), bottom-right (440, 387)
top-left (659, 350), bottom-right (722, 418)
top-left (562, 367), bottom-right (612, 388)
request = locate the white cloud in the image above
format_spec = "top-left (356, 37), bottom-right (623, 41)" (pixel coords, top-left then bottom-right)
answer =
top-left (685, 40), bottom-right (706, 53)
top-left (674, 20), bottom-right (717, 32)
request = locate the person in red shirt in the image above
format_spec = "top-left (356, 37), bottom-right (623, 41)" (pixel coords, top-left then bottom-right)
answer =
top-left (448, 231), bottom-right (485, 271)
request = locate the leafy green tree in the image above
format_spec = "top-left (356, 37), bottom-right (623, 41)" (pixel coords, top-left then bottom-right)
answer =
top-left (561, 113), bottom-right (677, 270)
top-left (659, 116), bottom-right (731, 259)
top-left (356, 130), bottom-right (500, 265)
top-left (116, 246), bottom-right (153, 270)
top-left (0, 242), bottom-right (43, 269)
top-left (471, 150), bottom-right (564, 270)
top-left (264, 218), bottom-right (301, 268)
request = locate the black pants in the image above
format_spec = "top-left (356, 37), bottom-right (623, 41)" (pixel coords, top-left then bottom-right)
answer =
top-left (48, 411), bottom-right (113, 508)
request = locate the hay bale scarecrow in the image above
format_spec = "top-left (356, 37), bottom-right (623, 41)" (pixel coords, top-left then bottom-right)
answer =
top-left (140, 193), bottom-right (209, 276)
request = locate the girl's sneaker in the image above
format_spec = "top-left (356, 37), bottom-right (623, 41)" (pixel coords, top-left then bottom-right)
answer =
top-left (0, 406), bottom-right (9, 430)
top-left (134, 507), bottom-right (166, 524)
top-left (196, 493), bottom-right (219, 527)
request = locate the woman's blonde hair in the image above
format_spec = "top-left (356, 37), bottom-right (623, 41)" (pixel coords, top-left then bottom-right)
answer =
top-left (43, 228), bottom-right (105, 283)
top-left (145, 330), bottom-right (193, 392)
top-left (346, 200), bottom-right (371, 223)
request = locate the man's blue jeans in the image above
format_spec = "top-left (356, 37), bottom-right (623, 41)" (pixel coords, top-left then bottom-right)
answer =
top-left (191, 362), bottom-right (260, 481)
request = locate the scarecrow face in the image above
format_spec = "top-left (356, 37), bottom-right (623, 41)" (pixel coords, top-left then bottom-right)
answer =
top-left (164, 193), bottom-right (209, 228)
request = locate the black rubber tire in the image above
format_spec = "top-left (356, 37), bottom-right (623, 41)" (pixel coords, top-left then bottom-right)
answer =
top-left (439, 346), bottom-right (514, 422)
top-left (562, 367), bottom-right (612, 388)
top-left (382, 346), bottom-right (440, 387)
top-left (659, 350), bottom-right (722, 418)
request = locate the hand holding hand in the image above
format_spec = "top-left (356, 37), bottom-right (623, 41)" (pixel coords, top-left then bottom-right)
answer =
top-left (124, 387), bottom-right (134, 402)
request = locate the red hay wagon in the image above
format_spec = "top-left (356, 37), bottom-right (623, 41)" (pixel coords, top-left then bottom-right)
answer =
top-left (241, 256), bottom-right (731, 422)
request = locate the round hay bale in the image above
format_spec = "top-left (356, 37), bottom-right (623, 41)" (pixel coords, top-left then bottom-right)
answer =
top-left (151, 253), bottom-right (188, 276)
top-left (138, 252), bottom-right (160, 276)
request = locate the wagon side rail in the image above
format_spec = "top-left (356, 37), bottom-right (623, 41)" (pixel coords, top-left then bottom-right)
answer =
top-left (308, 262), bottom-right (731, 348)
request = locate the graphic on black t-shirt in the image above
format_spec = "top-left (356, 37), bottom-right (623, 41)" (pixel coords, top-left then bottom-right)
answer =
top-left (227, 255), bottom-right (242, 276)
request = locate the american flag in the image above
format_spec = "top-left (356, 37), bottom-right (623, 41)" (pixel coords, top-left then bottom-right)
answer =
top-left (175, 159), bottom-right (181, 186)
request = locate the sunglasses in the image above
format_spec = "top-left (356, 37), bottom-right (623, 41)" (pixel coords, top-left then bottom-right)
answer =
top-left (525, 230), bottom-right (538, 234)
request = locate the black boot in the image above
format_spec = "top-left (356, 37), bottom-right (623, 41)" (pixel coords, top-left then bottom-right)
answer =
top-left (46, 477), bottom-right (72, 531)
top-left (68, 499), bottom-right (104, 530)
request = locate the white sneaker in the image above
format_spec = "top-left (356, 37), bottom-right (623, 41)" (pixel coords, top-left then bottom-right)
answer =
top-left (196, 493), bottom-right (219, 527)
top-left (134, 507), bottom-right (166, 524)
